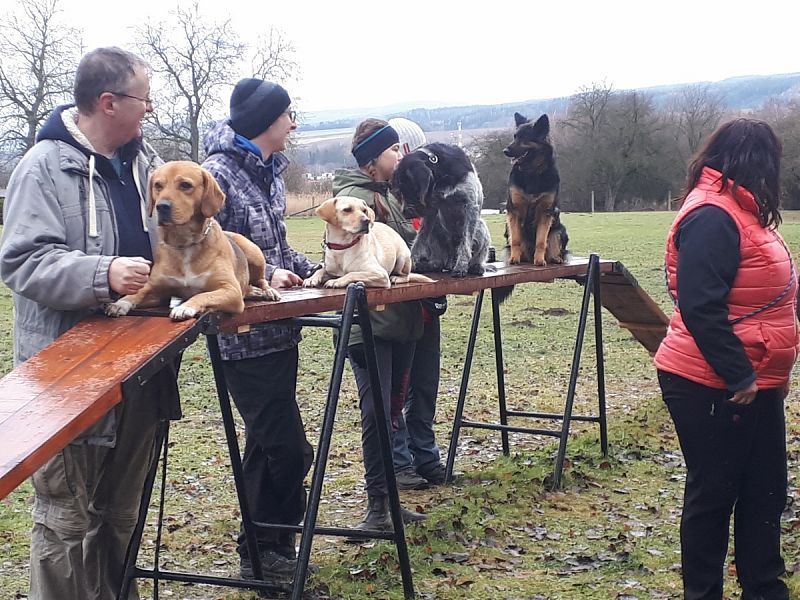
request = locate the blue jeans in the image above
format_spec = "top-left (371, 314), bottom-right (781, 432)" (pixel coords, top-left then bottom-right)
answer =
top-left (393, 315), bottom-right (442, 476)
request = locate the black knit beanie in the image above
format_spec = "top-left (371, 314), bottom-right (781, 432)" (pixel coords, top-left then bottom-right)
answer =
top-left (229, 78), bottom-right (291, 139)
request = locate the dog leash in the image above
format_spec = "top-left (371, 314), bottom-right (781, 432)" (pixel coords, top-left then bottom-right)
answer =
top-left (665, 229), bottom-right (796, 324)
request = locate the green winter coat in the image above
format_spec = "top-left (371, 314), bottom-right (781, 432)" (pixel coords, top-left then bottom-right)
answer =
top-left (332, 168), bottom-right (423, 346)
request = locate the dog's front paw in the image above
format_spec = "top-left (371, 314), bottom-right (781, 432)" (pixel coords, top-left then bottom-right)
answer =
top-left (324, 278), bottom-right (346, 289)
top-left (303, 271), bottom-right (324, 288)
top-left (170, 304), bottom-right (198, 321)
top-left (264, 286), bottom-right (282, 301)
top-left (468, 263), bottom-right (486, 276)
top-left (508, 248), bottom-right (522, 265)
top-left (105, 299), bottom-right (133, 317)
top-left (248, 285), bottom-right (282, 301)
top-left (532, 252), bottom-right (547, 266)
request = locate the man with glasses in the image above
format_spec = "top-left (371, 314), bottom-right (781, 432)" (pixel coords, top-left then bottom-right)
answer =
top-left (202, 78), bottom-right (316, 580)
top-left (0, 47), bottom-right (180, 600)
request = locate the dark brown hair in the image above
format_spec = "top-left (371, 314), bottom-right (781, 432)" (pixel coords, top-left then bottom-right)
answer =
top-left (683, 118), bottom-right (782, 228)
top-left (351, 118), bottom-right (389, 151)
top-left (352, 118), bottom-right (391, 221)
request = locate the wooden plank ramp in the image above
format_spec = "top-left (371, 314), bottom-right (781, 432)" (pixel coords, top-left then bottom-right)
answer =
top-left (599, 263), bottom-right (669, 354)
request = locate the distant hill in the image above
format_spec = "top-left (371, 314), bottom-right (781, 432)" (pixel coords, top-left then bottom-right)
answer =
top-left (300, 73), bottom-right (800, 132)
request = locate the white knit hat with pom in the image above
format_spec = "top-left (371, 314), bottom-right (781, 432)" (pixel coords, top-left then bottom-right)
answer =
top-left (389, 118), bottom-right (427, 157)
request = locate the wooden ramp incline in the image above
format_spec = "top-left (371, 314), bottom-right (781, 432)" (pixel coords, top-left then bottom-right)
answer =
top-left (599, 262), bottom-right (669, 354)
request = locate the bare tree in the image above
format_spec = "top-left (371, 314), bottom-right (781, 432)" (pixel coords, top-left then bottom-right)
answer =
top-left (250, 27), bottom-right (299, 84)
top-left (561, 84), bottom-right (662, 210)
top-left (0, 0), bottom-right (82, 162)
top-left (753, 97), bottom-right (800, 209)
top-left (136, 4), bottom-right (300, 162)
top-left (666, 84), bottom-right (726, 163)
top-left (136, 2), bottom-right (245, 162)
top-left (467, 130), bottom-right (513, 210)
top-left (596, 91), bottom-right (661, 210)
top-left (565, 81), bottom-right (613, 138)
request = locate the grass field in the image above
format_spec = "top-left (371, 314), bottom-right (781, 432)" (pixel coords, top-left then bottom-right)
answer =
top-left (1, 212), bottom-right (800, 599)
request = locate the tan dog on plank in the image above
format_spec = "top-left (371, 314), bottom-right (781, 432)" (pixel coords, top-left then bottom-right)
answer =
top-left (303, 196), bottom-right (434, 289)
top-left (105, 161), bottom-right (280, 321)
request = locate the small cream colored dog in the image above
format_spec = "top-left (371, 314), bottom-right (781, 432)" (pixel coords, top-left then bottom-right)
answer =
top-left (303, 196), bottom-right (434, 289)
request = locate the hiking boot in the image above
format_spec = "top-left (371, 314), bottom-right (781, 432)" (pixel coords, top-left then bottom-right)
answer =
top-left (275, 532), bottom-right (318, 574)
top-left (239, 549), bottom-right (297, 580)
top-left (394, 466), bottom-right (428, 490)
top-left (346, 495), bottom-right (426, 542)
top-left (353, 494), bottom-right (393, 532)
top-left (419, 463), bottom-right (447, 485)
top-left (276, 531), bottom-right (297, 560)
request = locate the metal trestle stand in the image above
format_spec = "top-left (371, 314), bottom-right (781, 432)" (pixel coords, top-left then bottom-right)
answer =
top-left (445, 253), bottom-right (608, 490)
top-left (119, 282), bottom-right (415, 599)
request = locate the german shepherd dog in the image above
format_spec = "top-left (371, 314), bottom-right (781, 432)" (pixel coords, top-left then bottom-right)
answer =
top-left (503, 113), bottom-right (568, 266)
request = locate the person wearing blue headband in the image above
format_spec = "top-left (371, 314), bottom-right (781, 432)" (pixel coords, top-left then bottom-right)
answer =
top-left (387, 118), bottom-right (449, 489)
top-left (332, 118), bottom-right (427, 536)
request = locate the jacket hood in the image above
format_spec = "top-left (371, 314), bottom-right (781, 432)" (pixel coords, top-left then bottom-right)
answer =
top-left (37, 104), bottom-right (143, 168)
top-left (36, 104), bottom-right (154, 239)
top-left (332, 167), bottom-right (389, 196)
top-left (204, 119), bottom-right (289, 176)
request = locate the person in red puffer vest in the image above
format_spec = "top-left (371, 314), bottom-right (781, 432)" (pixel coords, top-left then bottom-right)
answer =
top-left (654, 118), bottom-right (798, 600)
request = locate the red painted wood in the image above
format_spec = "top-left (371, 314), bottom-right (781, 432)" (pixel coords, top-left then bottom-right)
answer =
top-left (0, 316), bottom-right (197, 499)
top-left (220, 258), bottom-right (617, 330)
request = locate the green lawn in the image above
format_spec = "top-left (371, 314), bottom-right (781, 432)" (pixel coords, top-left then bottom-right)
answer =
top-left (1, 212), bottom-right (799, 599)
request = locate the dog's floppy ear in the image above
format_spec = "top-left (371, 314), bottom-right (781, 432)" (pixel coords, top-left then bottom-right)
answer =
top-left (147, 169), bottom-right (159, 217)
top-left (531, 114), bottom-right (550, 137)
top-left (364, 203), bottom-right (375, 224)
top-left (200, 168), bottom-right (225, 218)
top-left (315, 197), bottom-right (338, 224)
top-left (514, 112), bottom-right (529, 127)
top-left (411, 162), bottom-right (435, 206)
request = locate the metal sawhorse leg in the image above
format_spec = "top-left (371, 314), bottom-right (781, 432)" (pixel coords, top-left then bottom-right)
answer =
top-left (119, 282), bottom-right (415, 599)
top-left (444, 253), bottom-right (608, 490)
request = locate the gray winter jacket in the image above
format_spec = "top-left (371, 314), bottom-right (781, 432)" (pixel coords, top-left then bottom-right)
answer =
top-left (0, 107), bottom-right (163, 444)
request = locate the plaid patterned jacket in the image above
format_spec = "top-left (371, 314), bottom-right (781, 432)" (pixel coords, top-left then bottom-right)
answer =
top-left (202, 120), bottom-right (315, 360)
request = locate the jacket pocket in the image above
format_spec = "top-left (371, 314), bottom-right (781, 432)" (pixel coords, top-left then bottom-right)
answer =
top-left (738, 320), bottom-right (768, 368)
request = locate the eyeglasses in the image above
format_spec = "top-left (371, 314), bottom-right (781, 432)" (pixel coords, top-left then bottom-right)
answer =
top-left (109, 91), bottom-right (154, 108)
top-left (286, 110), bottom-right (297, 123)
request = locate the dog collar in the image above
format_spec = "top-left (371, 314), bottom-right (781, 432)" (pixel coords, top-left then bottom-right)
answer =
top-left (174, 218), bottom-right (215, 249)
top-left (324, 235), bottom-right (363, 251)
top-left (416, 146), bottom-right (438, 164)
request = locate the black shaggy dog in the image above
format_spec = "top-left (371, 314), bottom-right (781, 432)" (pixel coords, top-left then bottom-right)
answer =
top-left (503, 112), bottom-right (569, 266)
top-left (392, 142), bottom-right (491, 277)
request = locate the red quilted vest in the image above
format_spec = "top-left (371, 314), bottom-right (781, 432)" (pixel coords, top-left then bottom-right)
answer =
top-left (654, 167), bottom-right (798, 389)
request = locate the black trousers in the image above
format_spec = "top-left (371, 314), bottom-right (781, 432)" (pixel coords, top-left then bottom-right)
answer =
top-left (348, 339), bottom-right (415, 497)
top-left (222, 347), bottom-right (314, 556)
top-left (658, 370), bottom-right (788, 600)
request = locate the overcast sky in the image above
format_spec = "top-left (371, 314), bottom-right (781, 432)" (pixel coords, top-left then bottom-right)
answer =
top-left (4, 0), bottom-right (799, 114)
